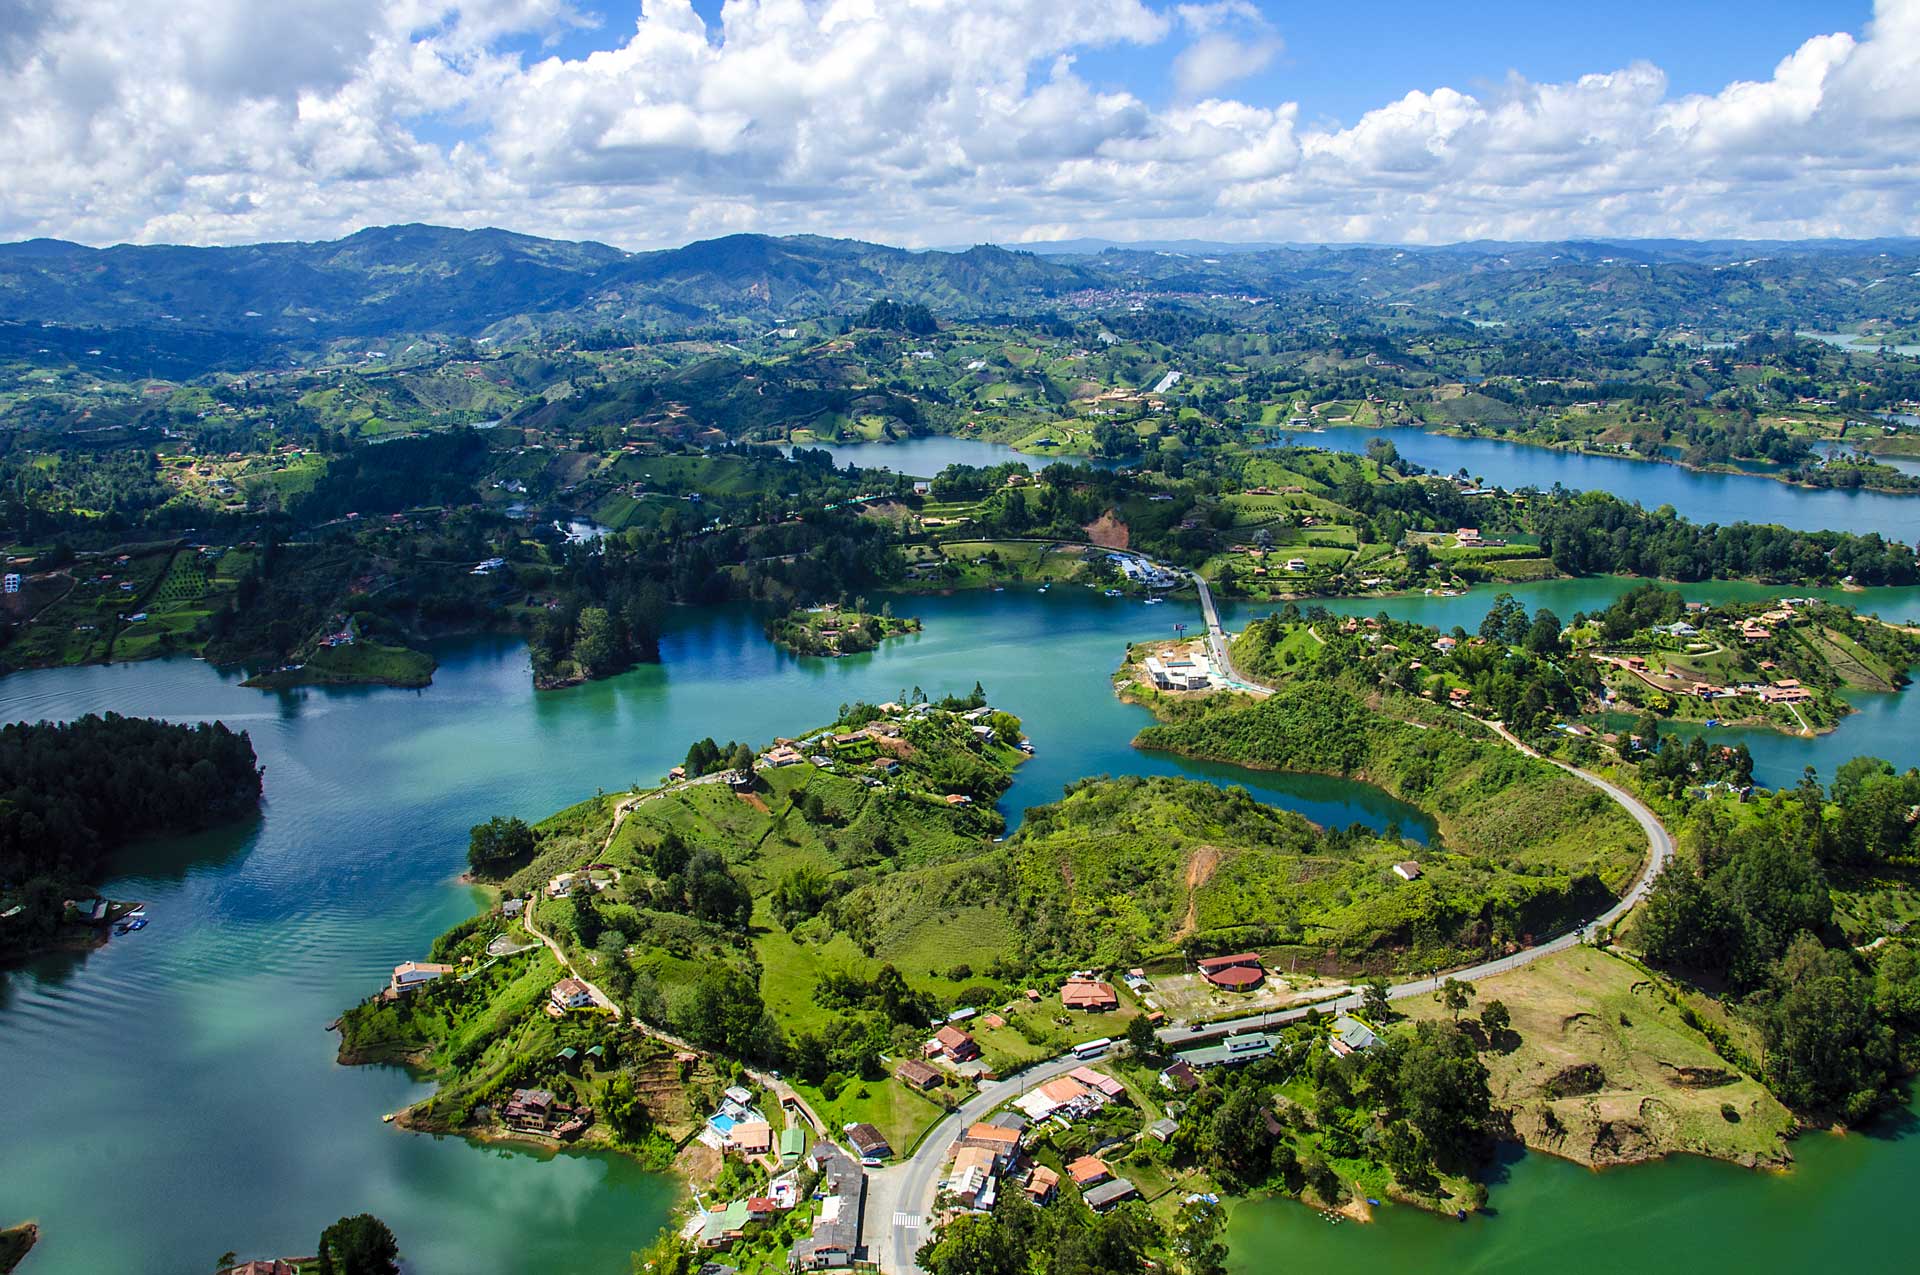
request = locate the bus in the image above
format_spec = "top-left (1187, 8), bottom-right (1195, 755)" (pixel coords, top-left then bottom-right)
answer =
top-left (1072, 1038), bottom-right (1113, 1060)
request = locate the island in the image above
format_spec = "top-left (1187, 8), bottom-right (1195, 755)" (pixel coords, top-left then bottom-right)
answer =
top-left (0, 713), bottom-right (263, 963)
top-left (766, 602), bottom-right (921, 657)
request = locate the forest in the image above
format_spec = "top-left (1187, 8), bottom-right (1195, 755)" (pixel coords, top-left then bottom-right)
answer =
top-left (0, 713), bottom-right (262, 955)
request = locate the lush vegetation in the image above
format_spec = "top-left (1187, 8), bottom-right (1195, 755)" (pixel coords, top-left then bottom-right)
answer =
top-left (0, 713), bottom-right (262, 957)
top-left (765, 601), bottom-right (920, 657)
top-left (1633, 764), bottom-right (1920, 1121)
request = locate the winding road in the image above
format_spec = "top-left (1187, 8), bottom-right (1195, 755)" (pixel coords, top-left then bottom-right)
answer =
top-left (872, 562), bottom-right (1676, 1273)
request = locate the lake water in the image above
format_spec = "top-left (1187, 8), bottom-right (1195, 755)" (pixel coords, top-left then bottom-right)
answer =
top-left (6, 477), bottom-right (1920, 1269)
top-left (783, 435), bottom-right (1127, 477)
top-left (1801, 331), bottom-right (1920, 358)
top-left (1285, 427), bottom-right (1920, 538)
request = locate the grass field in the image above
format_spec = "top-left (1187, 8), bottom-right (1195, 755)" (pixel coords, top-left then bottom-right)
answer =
top-left (1405, 947), bottom-right (1793, 1167)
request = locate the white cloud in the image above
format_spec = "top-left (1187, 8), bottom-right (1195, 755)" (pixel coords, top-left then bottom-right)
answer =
top-left (0, 0), bottom-right (1917, 248)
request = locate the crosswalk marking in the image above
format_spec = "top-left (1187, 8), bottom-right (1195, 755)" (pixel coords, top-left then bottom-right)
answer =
top-left (893, 1212), bottom-right (923, 1229)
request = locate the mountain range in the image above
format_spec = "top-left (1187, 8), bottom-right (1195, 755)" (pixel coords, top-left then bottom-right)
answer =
top-left (3, 224), bottom-right (1916, 349)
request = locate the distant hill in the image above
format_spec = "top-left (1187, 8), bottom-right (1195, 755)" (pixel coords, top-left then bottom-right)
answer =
top-left (2, 224), bottom-right (1917, 347)
top-left (0, 225), bottom-right (1101, 341)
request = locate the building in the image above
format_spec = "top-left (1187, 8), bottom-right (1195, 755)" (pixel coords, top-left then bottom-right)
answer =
top-left (895, 1058), bottom-right (944, 1091)
top-left (221, 1262), bottom-right (301, 1275)
top-left (788, 1143), bottom-right (865, 1270)
top-left (1392, 861), bottom-right (1422, 881)
top-left (1147, 1117), bottom-right (1179, 1142)
top-left (1158, 1060), bottom-right (1201, 1092)
top-left (1196, 953), bottom-right (1265, 991)
top-left (1454, 527), bottom-right (1482, 545)
top-left (779, 1126), bottom-right (807, 1167)
top-left (389, 961), bottom-right (454, 995)
top-left (844, 1122), bottom-right (892, 1162)
top-left (1060, 977), bottom-right (1119, 1012)
top-left (550, 978), bottom-right (596, 1010)
top-left (1143, 654), bottom-right (1214, 692)
top-left (501, 896), bottom-right (525, 917)
top-left (925, 1024), bottom-right (981, 1062)
top-left (1066, 1155), bottom-right (1111, 1187)
top-left (731, 1120), bottom-right (773, 1156)
top-left (1013, 1075), bottom-right (1098, 1122)
top-left (1024, 1164), bottom-right (1060, 1204)
top-left (762, 745), bottom-right (805, 768)
top-left (951, 1121), bottom-right (1021, 1165)
top-left (1067, 1066), bottom-right (1126, 1099)
top-left (1174, 1034), bottom-right (1275, 1070)
top-left (1330, 1015), bottom-right (1381, 1057)
top-left (700, 1199), bottom-right (751, 1248)
top-left (1083, 1178), bottom-right (1139, 1211)
top-left (2, 573), bottom-right (19, 594)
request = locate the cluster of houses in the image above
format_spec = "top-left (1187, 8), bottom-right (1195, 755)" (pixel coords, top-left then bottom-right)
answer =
top-left (1109, 553), bottom-right (1181, 590)
top-left (943, 1070), bottom-right (1143, 1219)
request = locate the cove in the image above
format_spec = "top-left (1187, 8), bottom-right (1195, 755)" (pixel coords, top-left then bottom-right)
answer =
top-left (1226, 1102), bottom-right (1920, 1274)
top-left (2, 577), bottom-right (1917, 1273)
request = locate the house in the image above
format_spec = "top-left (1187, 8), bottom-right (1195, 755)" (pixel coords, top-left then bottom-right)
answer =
top-left (952, 1122), bottom-right (1022, 1164)
top-left (949, 1144), bottom-right (1004, 1207)
top-left (1061, 977), bottom-right (1119, 1012)
top-left (723, 769), bottom-right (755, 791)
top-left (1068, 1066), bottom-right (1127, 1099)
top-left (1158, 1060), bottom-right (1201, 1092)
top-left (700, 1199), bottom-right (751, 1248)
top-left (845, 1123), bottom-right (892, 1162)
top-left (1196, 953), bottom-right (1265, 991)
top-left (1147, 1117), bottom-right (1179, 1142)
top-left (1454, 527), bottom-right (1482, 545)
top-left (1024, 1164), bottom-right (1060, 1203)
top-left (1175, 1034), bottom-right (1275, 1070)
top-left (1330, 1015), bottom-right (1381, 1057)
top-left (1392, 861), bottom-right (1422, 881)
top-left (550, 978), bottom-right (596, 1010)
top-left (944, 793), bottom-right (973, 806)
top-left (1066, 1155), bottom-right (1111, 1187)
top-left (503, 1087), bottom-right (558, 1128)
top-left (501, 897), bottom-right (524, 917)
top-left (762, 745), bottom-right (805, 768)
top-left (221, 1262), bottom-right (301, 1275)
top-left (789, 1143), bottom-right (865, 1271)
top-left (779, 1126), bottom-right (807, 1167)
top-left (895, 1058), bottom-right (944, 1091)
top-left (1083, 1178), bottom-right (1139, 1211)
top-left (745, 1197), bottom-right (778, 1222)
top-left (2, 573), bottom-right (19, 594)
top-left (1014, 1075), bottom-right (1097, 1121)
top-left (731, 1120), bottom-right (773, 1156)
top-left (926, 1024), bottom-right (981, 1062)
top-left (389, 961), bottom-right (454, 994)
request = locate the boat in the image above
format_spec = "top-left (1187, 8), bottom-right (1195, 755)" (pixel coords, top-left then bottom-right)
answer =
top-left (992, 585), bottom-right (1005, 592)
top-left (1144, 597), bottom-right (1165, 605)
top-left (1037, 584), bottom-right (1049, 593)
top-left (1103, 588), bottom-right (1123, 598)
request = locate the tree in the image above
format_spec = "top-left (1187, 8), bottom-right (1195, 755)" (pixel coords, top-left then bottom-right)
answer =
top-left (467, 814), bottom-right (535, 877)
top-left (216, 1254), bottom-right (238, 1273)
top-left (1124, 1012), bottom-right (1159, 1058)
top-left (573, 605), bottom-right (625, 676)
top-left (1478, 999), bottom-right (1511, 1043)
top-left (1396, 1021), bottom-right (1493, 1167)
top-left (1438, 977), bottom-right (1476, 1020)
top-left (1169, 1198), bottom-right (1228, 1275)
top-left (631, 1228), bottom-right (695, 1275)
top-left (316, 1215), bottom-right (400, 1275)
top-left (1759, 933), bottom-right (1894, 1120)
top-left (1362, 979), bottom-right (1391, 1023)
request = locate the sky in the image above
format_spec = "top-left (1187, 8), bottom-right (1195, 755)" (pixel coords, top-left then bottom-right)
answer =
top-left (1, 0), bottom-right (1915, 250)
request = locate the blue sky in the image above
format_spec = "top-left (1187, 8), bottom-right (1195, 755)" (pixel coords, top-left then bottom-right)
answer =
top-left (4, 0), bottom-right (1915, 248)
top-left (516, 0), bottom-right (1873, 124)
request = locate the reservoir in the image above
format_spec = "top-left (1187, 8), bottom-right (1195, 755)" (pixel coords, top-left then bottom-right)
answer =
top-left (1285, 425), bottom-right (1920, 538)
top-left (3, 576), bottom-right (1919, 1266)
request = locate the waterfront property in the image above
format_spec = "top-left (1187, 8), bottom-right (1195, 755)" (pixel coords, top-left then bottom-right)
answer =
top-left (388, 960), bottom-right (453, 996)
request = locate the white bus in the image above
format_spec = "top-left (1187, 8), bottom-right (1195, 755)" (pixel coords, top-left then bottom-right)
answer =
top-left (1072, 1038), bottom-right (1113, 1060)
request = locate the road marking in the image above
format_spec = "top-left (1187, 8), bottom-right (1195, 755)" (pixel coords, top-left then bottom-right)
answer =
top-left (894, 1212), bottom-right (922, 1229)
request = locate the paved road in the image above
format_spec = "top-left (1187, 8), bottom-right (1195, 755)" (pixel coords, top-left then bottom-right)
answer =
top-left (870, 1053), bottom-right (1095, 1274)
top-left (872, 548), bottom-right (1679, 1272)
